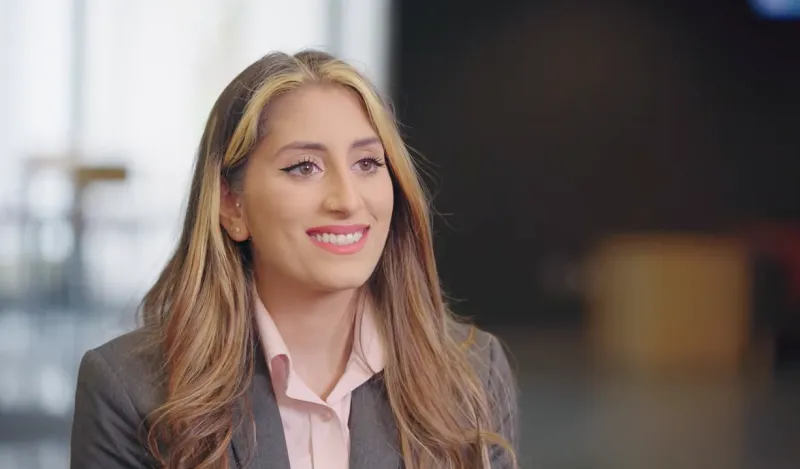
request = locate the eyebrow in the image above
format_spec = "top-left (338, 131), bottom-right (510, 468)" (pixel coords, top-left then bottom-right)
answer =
top-left (275, 137), bottom-right (383, 155)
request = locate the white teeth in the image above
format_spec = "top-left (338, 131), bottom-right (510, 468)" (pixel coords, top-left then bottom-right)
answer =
top-left (313, 230), bottom-right (364, 246)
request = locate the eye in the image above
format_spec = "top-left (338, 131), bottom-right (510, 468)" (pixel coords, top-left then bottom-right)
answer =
top-left (294, 161), bottom-right (318, 176)
top-left (355, 156), bottom-right (386, 173)
top-left (280, 159), bottom-right (322, 177)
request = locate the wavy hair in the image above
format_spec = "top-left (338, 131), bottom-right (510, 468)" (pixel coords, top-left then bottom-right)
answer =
top-left (139, 50), bottom-right (516, 469)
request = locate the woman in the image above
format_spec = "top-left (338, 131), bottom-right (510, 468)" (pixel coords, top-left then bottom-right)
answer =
top-left (70, 50), bottom-right (518, 469)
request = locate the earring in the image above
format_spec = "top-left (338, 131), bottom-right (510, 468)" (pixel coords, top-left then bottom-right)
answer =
top-left (234, 227), bottom-right (241, 233)
top-left (235, 202), bottom-right (241, 207)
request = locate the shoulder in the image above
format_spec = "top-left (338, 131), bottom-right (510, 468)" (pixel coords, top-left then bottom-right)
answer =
top-left (447, 319), bottom-right (514, 386)
top-left (447, 318), bottom-right (520, 456)
top-left (447, 319), bottom-right (510, 367)
top-left (76, 327), bottom-right (165, 419)
top-left (71, 328), bottom-right (165, 466)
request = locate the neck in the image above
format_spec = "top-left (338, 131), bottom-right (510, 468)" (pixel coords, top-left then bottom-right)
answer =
top-left (254, 274), bottom-right (361, 386)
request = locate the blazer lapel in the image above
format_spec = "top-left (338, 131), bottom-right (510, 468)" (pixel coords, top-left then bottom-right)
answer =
top-left (348, 374), bottom-right (403, 469)
top-left (228, 347), bottom-right (402, 469)
top-left (230, 346), bottom-right (290, 469)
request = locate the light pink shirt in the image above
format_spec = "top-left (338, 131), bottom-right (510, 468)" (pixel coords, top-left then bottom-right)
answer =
top-left (253, 296), bottom-right (385, 469)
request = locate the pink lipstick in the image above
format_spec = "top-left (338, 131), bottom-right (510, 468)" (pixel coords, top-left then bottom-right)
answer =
top-left (306, 224), bottom-right (370, 254)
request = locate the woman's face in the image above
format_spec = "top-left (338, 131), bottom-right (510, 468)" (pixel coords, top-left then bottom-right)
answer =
top-left (227, 84), bottom-right (394, 294)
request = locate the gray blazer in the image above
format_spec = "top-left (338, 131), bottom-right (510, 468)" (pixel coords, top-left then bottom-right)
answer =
top-left (70, 325), bottom-right (518, 468)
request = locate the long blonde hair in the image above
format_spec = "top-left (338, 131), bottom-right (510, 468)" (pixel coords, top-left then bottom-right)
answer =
top-left (140, 50), bottom-right (516, 469)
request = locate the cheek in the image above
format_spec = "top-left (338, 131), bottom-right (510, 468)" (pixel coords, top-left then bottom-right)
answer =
top-left (373, 176), bottom-right (395, 222)
top-left (370, 174), bottom-right (394, 214)
top-left (244, 184), bottom-right (315, 234)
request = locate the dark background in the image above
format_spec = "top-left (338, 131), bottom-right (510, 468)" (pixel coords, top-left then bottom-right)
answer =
top-left (392, 0), bottom-right (800, 327)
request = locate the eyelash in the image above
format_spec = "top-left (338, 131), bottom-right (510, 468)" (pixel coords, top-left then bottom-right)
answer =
top-left (359, 156), bottom-right (386, 172)
top-left (279, 156), bottom-right (386, 176)
top-left (280, 156), bottom-right (319, 174)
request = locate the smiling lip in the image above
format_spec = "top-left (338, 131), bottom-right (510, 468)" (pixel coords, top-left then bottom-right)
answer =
top-left (306, 224), bottom-right (370, 254)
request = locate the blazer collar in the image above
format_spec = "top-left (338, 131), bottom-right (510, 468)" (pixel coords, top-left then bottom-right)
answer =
top-left (348, 374), bottom-right (403, 469)
top-left (230, 342), bottom-right (291, 469)
top-left (229, 342), bottom-right (402, 469)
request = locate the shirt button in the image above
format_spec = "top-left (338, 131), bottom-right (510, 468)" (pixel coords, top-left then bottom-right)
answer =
top-left (321, 409), bottom-right (333, 422)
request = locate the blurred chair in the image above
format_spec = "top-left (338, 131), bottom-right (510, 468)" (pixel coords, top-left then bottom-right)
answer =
top-left (586, 234), bottom-right (751, 377)
top-left (747, 223), bottom-right (800, 373)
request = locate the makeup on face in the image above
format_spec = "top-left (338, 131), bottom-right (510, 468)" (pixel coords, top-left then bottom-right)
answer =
top-left (306, 224), bottom-right (370, 254)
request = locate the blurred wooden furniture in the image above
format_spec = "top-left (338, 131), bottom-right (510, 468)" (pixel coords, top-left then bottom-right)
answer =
top-left (586, 234), bottom-right (751, 376)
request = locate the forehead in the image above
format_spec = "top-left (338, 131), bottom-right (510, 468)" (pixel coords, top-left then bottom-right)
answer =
top-left (263, 84), bottom-right (377, 142)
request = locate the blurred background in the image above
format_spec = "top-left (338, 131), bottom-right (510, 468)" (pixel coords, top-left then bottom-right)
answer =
top-left (1, 0), bottom-right (799, 467)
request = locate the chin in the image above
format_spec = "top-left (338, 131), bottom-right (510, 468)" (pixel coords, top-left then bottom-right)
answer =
top-left (309, 269), bottom-right (375, 293)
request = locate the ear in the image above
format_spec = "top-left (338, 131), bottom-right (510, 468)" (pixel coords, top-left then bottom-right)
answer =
top-left (219, 179), bottom-right (251, 242)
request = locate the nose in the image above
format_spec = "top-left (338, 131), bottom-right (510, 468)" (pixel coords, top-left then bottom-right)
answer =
top-left (323, 169), bottom-right (363, 216)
